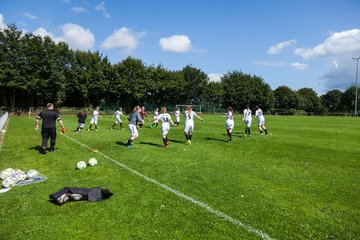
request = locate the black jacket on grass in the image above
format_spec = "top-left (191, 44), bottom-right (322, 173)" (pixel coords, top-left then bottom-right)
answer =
top-left (49, 187), bottom-right (113, 205)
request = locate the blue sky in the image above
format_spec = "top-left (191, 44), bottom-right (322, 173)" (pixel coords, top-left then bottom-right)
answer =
top-left (1, 0), bottom-right (360, 94)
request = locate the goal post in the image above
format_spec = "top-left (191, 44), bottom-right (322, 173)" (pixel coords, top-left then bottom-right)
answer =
top-left (175, 105), bottom-right (202, 114)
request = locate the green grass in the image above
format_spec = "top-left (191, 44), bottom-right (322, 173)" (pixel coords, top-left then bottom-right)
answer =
top-left (0, 115), bottom-right (359, 239)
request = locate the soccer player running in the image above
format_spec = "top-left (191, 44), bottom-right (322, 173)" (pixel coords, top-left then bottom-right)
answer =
top-left (255, 105), bottom-right (268, 135)
top-left (184, 106), bottom-right (204, 144)
top-left (88, 107), bottom-right (100, 131)
top-left (150, 108), bottom-right (159, 128)
top-left (138, 106), bottom-right (147, 128)
top-left (225, 107), bottom-right (235, 141)
top-left (126, 106), bottom-right (144, 147)
top-left (174, 107), bottom-right (181, 126)
top-left (76, 110), bottom-right (87, 133)
top-left (243, 104), bottom-right (252, 137)
top-left (111, 107), bottom-right (124, 130)
top-left (35, 103), bottom-right (65, 154)
top-left (153, 107), bottom-right (175, 148)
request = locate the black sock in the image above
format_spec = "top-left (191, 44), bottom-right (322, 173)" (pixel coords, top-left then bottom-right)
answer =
top-left (229, 133), bottom-right (232, 140)
top-left (189, 134), bottom-right (192, 141)
top-left (112, 123), bottom-right (116, 128)
top-left (88, 125), bottom-right (92, 129)
top-left (162, 138), bottom-right (166, 145)
top-left (120, 123), bottom-right (123, 129)
top-left (127, 139), bottom-right (133, 145)
top-left (260, 130), bottom-right (262, 134)
top-left (185, 134), bottom-right (189, 140)
top-left (264, 128), bottom-right (268, 134)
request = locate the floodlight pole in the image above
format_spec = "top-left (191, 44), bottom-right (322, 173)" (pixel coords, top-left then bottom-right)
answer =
top-left (352, 57), bottom-right (360, 116)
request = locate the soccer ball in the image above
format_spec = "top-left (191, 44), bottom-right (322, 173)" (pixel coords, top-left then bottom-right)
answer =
top-left (76, 161), bottom-right (87, 170)
top-left (88, 158), bottom-right (97, 166)
top-left (0, 168), bottom-right (15, 180)
top-left (26, 169), bottom-right (40, 179)
top-left (2, 176), bottom-right (17, 188)
top-left (14, 170), bottom-right (27, 181)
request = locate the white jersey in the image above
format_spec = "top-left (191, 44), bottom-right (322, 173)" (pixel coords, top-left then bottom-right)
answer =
top-left (255, 108), bottom-right (265, 125)
top-left (243, 108), bottom-right (252, 121)
top-left (184, 111), bottom-right (199, 124)
top-left (114, 110), bottom-right (123, 119)
top-left (225, 111), bottom-right (234, 129)
top-left (175, 110), bottom-right (180, 121)
top-left (156, 113), bottom-right (172, 135)
top-left (92, 110), bottom-right (99, 120)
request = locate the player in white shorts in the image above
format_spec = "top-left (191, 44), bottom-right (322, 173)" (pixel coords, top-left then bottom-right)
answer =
top-left (111, 107), bottom-right (124, 130)
top-left (88, 107), bottom-right (101, 131)
top-left (184, 106), bottom-right (204, 144)
top-left (243, 104), bottom-right (252, 137)
top-left (225, 107), bottom-right (235, 141)
top-left (151, 108), bottom-right (159, 128)
top-left (255, 105), bottom-right (268, 135)
top-left (174, 107), bottom-right (181, 126)
top-left (126, 106), bottom-right (144, 147)
top-left (153, 107), bottom-right (175, 148)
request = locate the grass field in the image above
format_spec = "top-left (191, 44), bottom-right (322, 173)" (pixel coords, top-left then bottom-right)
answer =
top-left (0, 114), bottom-right (359, 240)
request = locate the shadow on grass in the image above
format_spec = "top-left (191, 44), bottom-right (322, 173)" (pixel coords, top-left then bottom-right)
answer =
top-left (115, 141), bottom-right (127, 146)
top-left (167, 139), bottom-right (185, 144)
top-left (205, 137), bottom-right (227, 142)
top-left (29, 146), bottom-right (47, 154)
top-left (139, 141), bottom-right (163, 147)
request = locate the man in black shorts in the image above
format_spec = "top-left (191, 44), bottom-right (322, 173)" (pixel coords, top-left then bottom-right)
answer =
top-left (35, 103), bottom-right (65, 154)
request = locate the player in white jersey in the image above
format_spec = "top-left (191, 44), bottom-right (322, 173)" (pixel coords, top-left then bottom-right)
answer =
top-left (243, 104), bottom-right (252, 137)
top-left (225, 107), bottom-right (235, 141)
top-left (255, 105), bottom-right (268, 135)
top-left (88, 107), bottom-right (101, 131)
top-left (111, 107), bottom-right (124, 130)
top-left (151, 108), bottom-right (159, 128)
top-left (174, 107), bottom-right (181, 126)
top-left (153, 107), bottom-right (175, 148)
top-left (184, 106), bottom-right (204, 144)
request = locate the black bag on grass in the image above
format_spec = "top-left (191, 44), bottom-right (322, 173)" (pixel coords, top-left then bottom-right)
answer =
top-left (49, 187), bottom-right (113, 205)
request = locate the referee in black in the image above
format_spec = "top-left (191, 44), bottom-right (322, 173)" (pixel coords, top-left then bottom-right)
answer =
top-left (35, 103), bottom-right (65, 154)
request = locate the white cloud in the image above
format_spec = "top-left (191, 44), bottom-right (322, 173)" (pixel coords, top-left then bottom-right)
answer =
top-left (95, 1), bottom-right (110, 18)
top-left (60, 23), bottom-right (95, 50)
top-left (294, 29), bottom-right (360, 59)
top-left (290, 62), bottom-right (308, 71)
top-left (208, 73), bottom-right (223, 82)
top-left (33, 24), bottom-right (95, 51)
top-left (159, 35), bottom-right (192, 53)
top-left (33, 27), bottom-right (55, 39)
top-left (72, 7), bottom-right (88, 13)
top-left (101, 27), bottom-right (143, 53)
top-left (0, 14), bottom-right (6, 29)
top-left (267, 39), bottom-right (296, 55)
top-left (254, 61), bottom-right (287, 67)
top-left (24, 12), bottom-right (38, 20)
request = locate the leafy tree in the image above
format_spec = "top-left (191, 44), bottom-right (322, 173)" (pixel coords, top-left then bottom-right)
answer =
top-left (297, 88), bottom-right (321, 112)
top-left (222, 71), bottom-right (273, 112)
top-left (181, 65), bottom-right (208, 104)
top-left (339, 86), bottom-right (360, 113)
top-left (321, 89), bottom-right (343, 112)
top-left (274, 86), bottom-right (299, 110)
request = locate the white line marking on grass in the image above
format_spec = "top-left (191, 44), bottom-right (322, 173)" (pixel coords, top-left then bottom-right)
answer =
top-left (61, 133), bottom-right (275, 240)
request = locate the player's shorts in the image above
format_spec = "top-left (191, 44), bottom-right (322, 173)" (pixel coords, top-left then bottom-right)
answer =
top-left (128, 124), bottom-right (138, 138)
top-left (90, 118), bottom-right (98, 125)
top-left (244, 119), bottom-right (252, 128)
top-left (184, 121), bottom-right (194, 133)
top-left (78, 122), bottom-right (85, 128)
top-left (153, 119), bottom-right (159, 124)
top-left (161, 124), bottom-right (170, 135)
top-left (257, 117), bottom-right (265, 126)
top-left (226, 119), bottom-right (234, 129)
top-left (176, 116), bottom-right (180, 122)
top-left (115, 118), bottom-right (122, 124)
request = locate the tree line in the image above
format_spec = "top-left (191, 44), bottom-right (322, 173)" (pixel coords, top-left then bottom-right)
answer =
top-left (0, 24), bottom-right (359, 114)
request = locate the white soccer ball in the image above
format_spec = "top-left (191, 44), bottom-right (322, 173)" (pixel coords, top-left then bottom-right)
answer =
top-left (14, 170), bottom-right (27, 181)
top-left (2, 176), bottom-right (17, 188)
top-left (0, 168), bottom-right (15, 180)
top-left (77, 161), bottom-right (87, 170)
top-left (88, 158), bottom-right (97, 166)
top-left (26, 169), bottom-right (40, 179)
